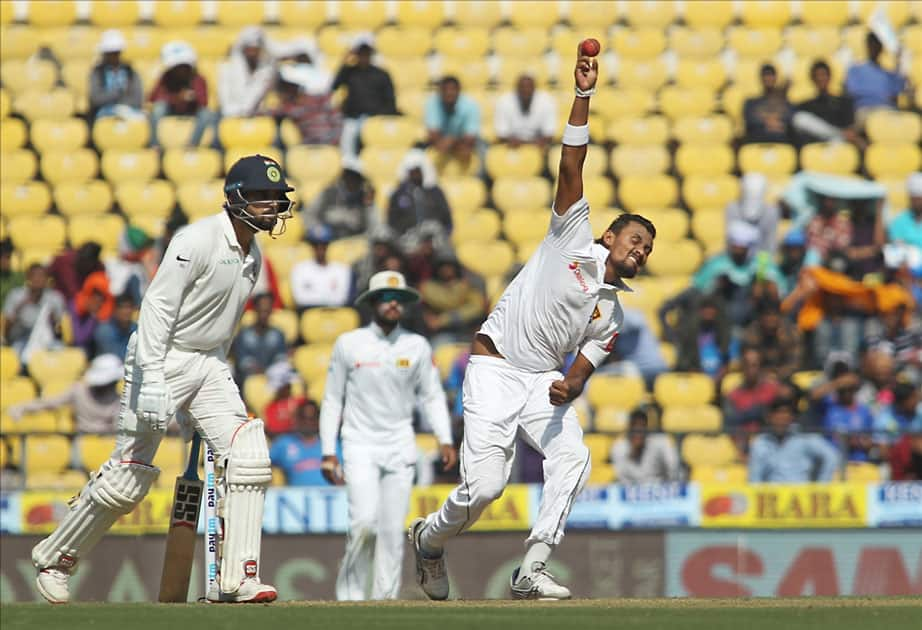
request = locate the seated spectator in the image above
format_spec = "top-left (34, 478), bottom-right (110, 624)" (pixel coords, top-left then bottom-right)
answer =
top-left (875, 381), bottom-right (921, 446)
top-left (148, 41), bottom-right (218, 148)
top-left (89, 29), bottom-right (143, 121)
top-left (847, 198), bottom-right (886, 279)
top-left (71, 271), bottom-right (114, 356)
top-left (218, 27), bottom-right (275, 119)
top-left (597, 308), bottom-right (667, 387)
top-left (742, 63), bottom-right (793, 144)
top-left (263, 361), bottom-right (307, 436)
top-left (748, 397), bottom-right (841, 482)
top-left (741, 297), bottom-right (801, 379)
top-left (106, 226), bottom-right (155, 306)
top-left (777, 229), bottom-right (820, 299)
top-left (814, 362), bottom-right (876, 461)
top-left (332, 33), bottom-right (398, 160)
top-left (805, 195), bottom-right (853, 261)
top-left (261, 63), bottom-right (341, 146)
top-left (863, 303), bottom-right (922, 369)
top-left (2, 264), bottom-right (66, 359)
top-left (609, 409), bottom-right (680, 485)
top-left (724, 347), bottom-right (782, 430)
top-left (888, 416), bottom-right (922, 480)
top-left (93, 293), bottom-right (137, 360)
top-left (419, 255), bottom-right (486, 342)
top-left (275, 37), bottom-right (331, 94)
top-left (302, 158), bottom-right (378, 240)
top-left (269, 399), bottom-right (338, 486)
top-left (494, 73), bottom-right (557, 149)
top-left (49, 242), bottom-right (104, 305)
top-left (667, 291), bottom-right (736, 378)
top-left (426, 76), bottom-right (480, 172)
top-left (844, 32), bottom-right (907, 124)
top-left (0, 238), bottom-right (23, 307)
top-left (352, 225), bottom-right (399, 296)
top-left (388, 149), bottom-right (453, 250)
top-left (793, 60), bottom-right (858, 146)
top-left (724, 173), bottom-right (779, 254)
top-left (7, 354), bottom-right (123, 435)
top-left (230, 293), bottom-right (288, 386)
top-left (290, 224), bottom-right (352, 310)
top-left (404, 222), bottom-right (446, 286)
top-left (887, 172), bottom-right (922, 249)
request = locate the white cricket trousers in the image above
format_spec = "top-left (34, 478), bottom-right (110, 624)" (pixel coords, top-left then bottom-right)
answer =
top-left (422, 355), bottom-right (590, 549)
top-left (336, 440), bottom-right (415, 600)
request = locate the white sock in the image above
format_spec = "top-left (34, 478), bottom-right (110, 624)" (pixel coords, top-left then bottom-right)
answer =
top-left (520, 541), bottom-right (552, 576)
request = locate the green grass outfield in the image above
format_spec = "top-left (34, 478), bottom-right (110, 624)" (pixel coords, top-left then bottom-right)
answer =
top-left (2, 598), bottom-right (921, 630)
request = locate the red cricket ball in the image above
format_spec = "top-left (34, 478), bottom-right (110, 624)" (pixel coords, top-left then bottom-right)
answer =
top-left (580, 38), bottom-right (601, 57)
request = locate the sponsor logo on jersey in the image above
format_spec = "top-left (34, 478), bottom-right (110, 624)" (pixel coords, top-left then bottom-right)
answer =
top-left (244, 560), bottom-right (257, 577)
top-left (570, 262), bottom-right (589, 293)
top-left (396, 358), bottom-right (410, 368)
top-left (590, 306), bottom-right (601, 321)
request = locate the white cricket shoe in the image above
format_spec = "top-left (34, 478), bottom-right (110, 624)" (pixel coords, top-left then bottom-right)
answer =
top-left (510, 562), bottom-right (572, 600)
top-left (206, 578), bottom-right (277, 603)
top-left (36, 568), bottom-right (70, 604)
top-left (408, 517), bottom-right (449, 600)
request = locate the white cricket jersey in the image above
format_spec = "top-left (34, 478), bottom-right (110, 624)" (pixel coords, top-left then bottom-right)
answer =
top-left (290, 259), bottom-right (352, 307)
top-left (319, 322), bottom-right (453, 456)
top-left (136, 212), bottom-right (261, 369)
top-left (478, 197), bottom-right (630, 372)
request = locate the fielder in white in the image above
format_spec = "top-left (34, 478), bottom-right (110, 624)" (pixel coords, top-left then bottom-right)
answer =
top-left (320, 270), bottom-right (457, 600)
top-left (31, 155), bottom-right (295, 604)
top-left (409, 48), bottom-right (657, 600)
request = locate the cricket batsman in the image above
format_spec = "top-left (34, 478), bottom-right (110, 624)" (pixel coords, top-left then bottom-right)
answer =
top-left (31, 155), bottom-right (294, 604)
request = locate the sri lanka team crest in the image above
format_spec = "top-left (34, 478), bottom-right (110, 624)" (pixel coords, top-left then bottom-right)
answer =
top-left (590, 306), bottom-right (601, 321)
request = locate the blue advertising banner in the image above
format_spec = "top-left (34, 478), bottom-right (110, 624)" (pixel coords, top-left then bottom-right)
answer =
top-left (546, 483), bottom-right (701, 529)
top-left (867, 482), bottom-right (922, 527)
top-left (0, 492), bottom-right (21, 534)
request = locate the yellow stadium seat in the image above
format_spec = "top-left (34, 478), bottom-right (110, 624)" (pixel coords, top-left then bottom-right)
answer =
top-left (0, 376), bottom-right (37, 411)
top-left (453, 1), bottom-right (503, 27)
top-left (1, 182), bottom-right (52, 218)
top-left (507, 0), bottom-right (559, 27)
top-left (152, 0), bottom-right (204, 27)
top-left (300, 307), bottom-right (360, 344)
top-left (681, 433), bottom-right (737, 467)
top-left (92, 117), bottom-right (150, 151)
top-left (27, 348), bottom-right (87, 389)
top-left (592, 89), bottom-right (654, 124)
top-left (682, 0), bottom-right (734, 28)
top-left (586, 374), bottom-right (645, 411)
top-left (0, 59), bottom-right (58, 95)
top-left (616, 58), bottom-right (669, 91)
top-left (452, 209), bottom-right (501, 246)
top-left (242, 374), bottom-right (274, 417)
top-left (438, 57), bottom-right (491, 91)
top-left (88, 0), bottom-right (140, 27)
top-left (492, 177), bottom-right (552, 214)
top-left (76, 434), bottom-right (115, 472)
top-left (395, 1), bottom-right (446, 27)
top-left (115, 180), bottom-right (176, 219)
top-left (546, 144), bottom-right (607, 179)
top-left (740, 0), bottom-right (791, 27)
top-left (661, 404), bottom-right (723, 433)
top-left (585, 177), bottom-right (615, 209)
top-left (223, 147), bottom-right (283, 174)
top-left (877, 176), bottom-right (909, 213)
top-left (214, 0), bottom-right (264, 27)
top-left (0, 26), bottom-right (42, 59)
top-left (327, 237), bottom-right (368, 266)
top-left (800, 142), bottom-right (859, 176)
top-left (691, 464), bottom-right (747, 484)
top-left (30, 118), bottom-right (88, 154)
top-left (0, 0), bottom-right (13, 24)
top-left (610, 145), bottom-right (669, 178)
top-left (675, 60), bottom-right (726, 91)
top-left (14, 88), bottom-right (76, 122)
top-left (361, 116), bottom-right (421, 150)
top-left (501, 209), bottom-right (547, 247)
top-left (866, 143), bottom-right (921, 179)
top-left (588, 208), bottom-right (620, 240)
top-left (669, 27), bottom-right (725, 59)
top-left (338, 0), bottom-right (389, 29)
top-left (682, 175), bottom-right (739, 212)
top-left (162, 148), bottom-right (222, 185)
top-left (642, 209), bottom-right (689, 242)
top-left (316, 26), bottom-right (361, 58)
top-left (903, 25), bottom-right (922, 56)
top-left (855, 0), bottom-right (911, 27)
top-left (376, 26), bottom-right (432, 58)
top-left (584, 433), bottom-right (614, 465)
top-left (68, 213), bottom-right (125, 251)
top-left (622, 0), bottom-right (675, 27)
top-left (592, 405), bottom-right (629, 433)
top-left (456, 240), bottom-right (514, 278)
top-left (672, 115), bottom-right (733, 144)
top-left (611, 27), bottom-right (666, 60)
top-left (786, 26), bottom-right (841, 58)
top-left (798, 0), bottom-right (848, 26)
top-left (1, 89), bottom-right (12, 120)
top-left (0, 149), bottom-right (36, 183)
top-left (728, 27), bottom-right (782, 60)
top-left (675, 144), bottom-right (734, 177)
top-left (359, 146), bottom-right (405, 181)
top-left (493, 26), bottom-right (549, 58)
top-left (738, 143), bottom-right (797, 176)
top-left (494, 59), bottom-right (552, 92)
top-left (39, 148), bottom-right (97, 185)
top-left (54, 180), bottom-right (114, 217)
top-left (440, 176), bottom-right (487, 214)
top-left (433, 26), bottom-right (490, 58)
top-left (7, 215), bottom-right (66, 250)
top-left (1, 347), bottom-right (21, 382)
top-left (100, 149), bottom-right (159, 184)
top-left (291, 343), bottom-right (334, 383)
top-left (645, 238), bottom-right (702, 276)
top-left (24, 435), bottom-right (73, 473)
top-left (619, 175), bottom-right (678, 212)
top-left (485, 145), bottom-right (543, 179)
top-left (845, 462), bottom-right (881, 482)
top-left (155, 115), bottom-right (211, 150)
top-left (277, 1), bottom-right (328, 28)
top-left (432, 342), bottom-right (468, 381)
top-left (655, 372), bottom-right (714, 407)
top-left (286, 144), bottom-right (341, 184)
top-left (691, 211), bottom-right (727, 254)
top-left (385, 58), bottom-right (433, 92)
top-left (122, 27), bottom-right (167, 62)
top-left (658, 87), bottom-right (714, 120)
top-left (176, 179), bottom-right (224, 217)
top-left (218, 117), bottom-right (276, 148)
top-left (589, 463), bottom-right (615, 485)
top-left (26, 469), bottom-right (90, 490)
top-left (44, 28), bottom-right (97, 64)
top-left (866, 110), bottom-right (922, 144)
top-left (0, 434), bottom-right (22, 469)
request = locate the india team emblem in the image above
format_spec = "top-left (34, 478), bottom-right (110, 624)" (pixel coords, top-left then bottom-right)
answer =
top-left (266, 166), bottom-right (281, 182)
top-left (590, 306), bottom-right (601, 321)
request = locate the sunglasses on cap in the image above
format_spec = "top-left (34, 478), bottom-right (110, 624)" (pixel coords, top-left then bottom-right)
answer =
top-left (374, 290), bottom-right (414, 304)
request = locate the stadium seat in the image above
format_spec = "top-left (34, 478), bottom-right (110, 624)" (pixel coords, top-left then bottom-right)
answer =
top-left (866, 110), bottom-right (922, 145)
top-left (492, 177), bottom-right (552, 214)
top-left (0, 26), bottom-right (42, 60)
top-left (456, 240), bottom-right (515, 279)
top-left (676, 60), bottom-right (726, 91)
top-left (619, 175), bottom-right (678, 212)
top-left (92, 117), bottom-right (150, 151)
top-left (337, 0), bottom-right (389, 29)
top-left (27, 348), bottom-right (86, 391)
top-left (655, 372), bottom-right (714, 407)
top-left (611, 27), bottom-right (666, 60)
top-left (485, 145), bottom-right (544, 179)
top-left (0, 117), bottom-right (27, 152)
top-left (586, 177), bottom-right (616, 211)
top-left (155, 115), bottom-right (212, 150)
top-left (501, 209), bottom-right (547, 248)
top-left (223, 147), bottom-right (283, 174)
top-left (361, 116), bottom-right (421, 150)
top-left (300, 307), bottom-right (360, 344)
top-left (360, 146), bottom-right (406, 181)
top-left (277, 1), bottom-right (328, 28)
top-left (691, 464), bottom-right (747, 484)
top-left (691, 211), bottom-right (727, 254)
top-left (798, 0), bottom-right (848, 26)
top-left (586, 374), bottom-right (645, 411)
top-left (658, 87), bottom-right (714, 120)
top-left (738, 143), bottom-right (797, 176)
top-left (1, 346), bottom-right (21, 382)
top-left (592, 405), bottom-right (629, 433)
top-left (604, 116), bottom-right (668, 147)
top-left (800, 142), bottom-right (859, 176)
top-left (855, 0), bottom-right (911, 27)
top-left (645, 239), bottom-right (702, 276)
top-left (452, 208), bottom-right (502, 246)
top-left (682, 175), bottom-right (739, 213)
top-left (669, 27), bottom-right (724, 59)
top-left (591, 90), bottom-right (654, 124)
top-left (286, 144), bottom-right (341, 185)
top-left (242, 374), bottom-right (274, 417)
top-left (433, 26), bottom-right (490, 58)
top-left (622, 0), bottom-right (675, 27)
top-left (292, 343), bottom-right (334, 384)
top-left (162, 148), bottom-right (222, 184)
top-left (7, 214), bottom-right (66, 250)
top-left (507, 0), bottom-right (560, 28)
top-left (76, 434), bottom-right (115, 472)
top-left (177, 180), bottom-right (224, 218)
top-left (327, 237), bottom-right (368, 266)
top-left (0, 377), bottom-right (37, 412)
top-left (661, 405), bottom-right (723, 433)
top-left (40, 148), bottom-right (98, 185)
top-left (0, 435), bottom-right (21, 469)
top-left (122, 27), bottom-right (166, 62)
top-left (681, 433), bottom-right (738, 468)
top-left (682, 0), bottom-right (735, 28)
top-left (0, 58), bottom-right (58, 95)
top-left (616, 59), bottom-right (669, 91)
top-left (845, 462), bottom-right (882, 482)
top-left (740, 0), bottom-right (791, 27)
top-left (151, 0), bottom-right (204, 27)
top-left (218, 117), bottom-right (276, 148)
top-left (432, 342), bottom-right (469, 381)
top-left (866, 143), bottom-right (921, 179)
top-left (115, 180), bottom-right (176, 219)
top-left (786, 26), bottom-right (841, 58)
top-left (675, 144), bottom-right (734, 177)
top-left (672, 115), bottom-right (733, 145)
top-left (101, 149), bottom-right (160, 184)
top-left (0, 149), bottom-right (37, 183)
top-left (610, 145), bottom-right (669, 177)
top-left (55, 180), bottom-right (114, 217)
top-left (583, 433), bottom-right (614, 466)
top-left (395, 1), bottom-right (446, 27)
top-left (214, 0), bottom-right (265, 27)
top-left (493, 26), bottom-right (550, 59)
top-left (642, 209), bottom-right (689, 242)
top-left (30, 118), bottom-right (88, 154)
top-left (69, 214), bottom-right (125, 251)
top-left (23, 433), bottom-right (71, 473)
top-left (88, 0), bottom-right (140, 27)
top-left (453, 1), bottom-right (503, 28)
top-left (1, 182), bottom-right (52, 218)
top-left (376, 26), bottom-right (432, 59)
top-left (728, 27), bottom-right (783, 60)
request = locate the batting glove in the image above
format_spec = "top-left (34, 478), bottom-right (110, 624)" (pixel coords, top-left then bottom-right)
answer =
top-left (135, 370), bottom-right (174, 432)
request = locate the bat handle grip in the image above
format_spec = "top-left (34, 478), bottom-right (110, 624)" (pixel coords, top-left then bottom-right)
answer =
top-left (184, 432), bottom-right (202, 479)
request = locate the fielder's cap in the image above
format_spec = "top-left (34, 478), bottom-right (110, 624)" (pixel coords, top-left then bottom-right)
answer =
top-left (98, 29), bottom-right (126, 54)
top-left (84, 354), bottom-right (123, 387)
top-left (727, 220), bottom-right (760, 248)
top-left (238, 26), bottom-right (265, 49)
top-left (355, 271), bottom-right (420, 306)
top-left (306, 224), bottom-right (334, 244)
top-left (224, 154), bottom-right (294, 194)
top-left (907, 171), bottom-right (922, 197)
top-left (352, 32), bottom-right (376, 51)
top-left (161, 40), bottom-right (197, 70)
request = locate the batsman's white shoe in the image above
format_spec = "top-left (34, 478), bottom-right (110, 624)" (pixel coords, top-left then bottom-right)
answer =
top-left (510, 562), bottom-right (571, 600)
top-left (408, 517), bottom-right (449, 600)
top-left (36, 568), bottom-right (70, 604)
top-left (206, 578), bottom-right (277, 603)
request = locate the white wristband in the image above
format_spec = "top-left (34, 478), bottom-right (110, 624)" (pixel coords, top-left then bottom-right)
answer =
top-left (562, 123), bottom-right (589, 146)
top-left (575, 86), bottom-right (596, 98)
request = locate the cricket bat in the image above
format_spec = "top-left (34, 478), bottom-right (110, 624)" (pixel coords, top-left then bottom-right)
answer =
top-left (158, 432), bottom-right (204, 602)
